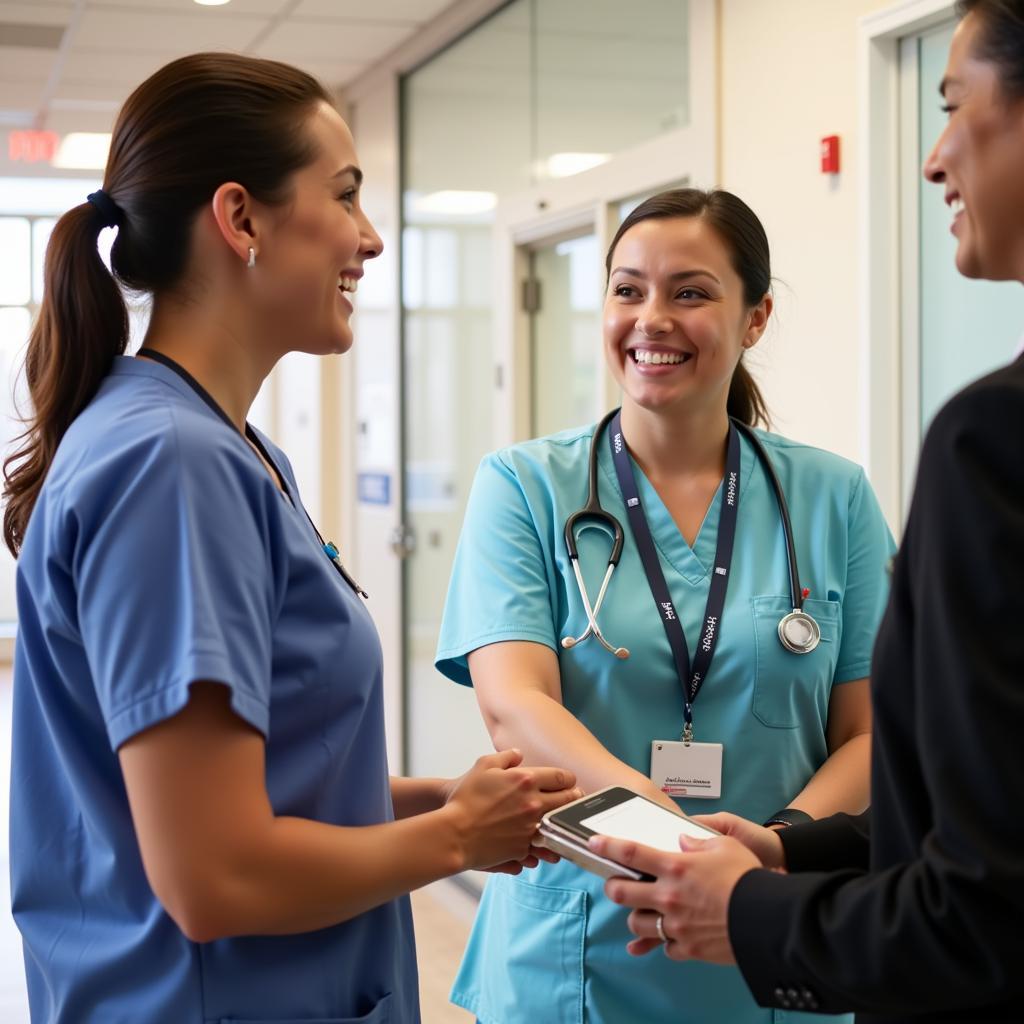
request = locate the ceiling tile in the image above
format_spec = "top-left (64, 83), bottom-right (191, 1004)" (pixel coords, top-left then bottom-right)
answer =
top-left (0, 45), bottom-right (56, 81)
top-left (90, 0), bottom-right (289, 13)
top-left (0, 79), bottom-right (42, 106)
top-left (58, 49), bottom-right (190, 85)
top-left (292, 0), bottom-right (453, 21)
top-left (0, 3), bottom-right (73, 27)
top-left (255, 18), bottom-right (408, 62)
top-left (41, 107), bottom-right (118, 135)
top-left (74, 8), bottom-right (268, 52)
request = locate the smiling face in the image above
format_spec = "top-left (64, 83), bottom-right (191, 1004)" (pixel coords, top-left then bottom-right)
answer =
top-left (603, 215), bottom-right (770, 419)
top-left (923, 11), bottom-right (1024, 281)
top-left (256, 101), bottom-right (382, 355)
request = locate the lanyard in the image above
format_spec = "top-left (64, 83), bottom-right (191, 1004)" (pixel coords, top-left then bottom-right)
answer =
top-left (135, 348), bottom-right (368, 598)
top-left (607, 410), bottom-right (740, 739)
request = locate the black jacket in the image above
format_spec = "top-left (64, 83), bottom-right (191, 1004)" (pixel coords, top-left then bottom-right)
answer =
top-left (728, 355), bottom-right (1024, 1022)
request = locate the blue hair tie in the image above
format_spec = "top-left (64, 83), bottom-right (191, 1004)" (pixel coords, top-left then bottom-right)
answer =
top-left (86, 189), bottom-right (121, 228)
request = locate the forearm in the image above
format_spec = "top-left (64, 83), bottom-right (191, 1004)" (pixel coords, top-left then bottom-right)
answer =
top-left (488, 689), bottom-right (678, 812)
top-left (390, 775), bottom-right (447, 818)
top-left (179, 806), bottom-right (465, 942)
top-left (785, 733), bottom-right (870, 819)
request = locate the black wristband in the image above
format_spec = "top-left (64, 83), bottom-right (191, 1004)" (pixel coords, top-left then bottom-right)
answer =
top-left (762, 807), bottom-right (813, 829)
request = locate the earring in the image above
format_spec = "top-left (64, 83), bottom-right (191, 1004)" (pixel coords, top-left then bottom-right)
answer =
top-left (247, 247), bottom-right (256, 269)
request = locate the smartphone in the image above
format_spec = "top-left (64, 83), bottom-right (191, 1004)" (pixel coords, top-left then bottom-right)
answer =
top-left (538, 785), bottom-right (720, 881)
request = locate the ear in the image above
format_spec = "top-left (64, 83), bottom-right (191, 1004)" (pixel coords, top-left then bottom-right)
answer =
top-left (741, 293), bottom-right (773, 350)
top-left (210, 182), bottom-right (260, 266)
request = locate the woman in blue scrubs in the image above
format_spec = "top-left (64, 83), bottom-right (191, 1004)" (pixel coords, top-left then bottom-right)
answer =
top-left (435, 188), bottom-right (894, 1023)
top-left (2, 53), bottom-right (577, 1024)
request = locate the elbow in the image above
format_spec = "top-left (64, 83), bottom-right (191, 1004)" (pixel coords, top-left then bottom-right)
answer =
top-left (479, 702), bottom-right (518, 752)
top-left (153, 873), bottom-right (248, 944)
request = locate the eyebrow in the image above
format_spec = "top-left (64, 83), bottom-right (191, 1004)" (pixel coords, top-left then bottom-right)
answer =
top-left (331, 164), bottom-right (363, 185)
top-left (939, 75), bottom-right (960, 98)
top-left (610, 266), bottom-right (722, 285)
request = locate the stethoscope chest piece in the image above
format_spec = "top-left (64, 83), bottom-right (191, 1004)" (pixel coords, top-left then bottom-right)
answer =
top-left (778, 610), bottom-right (821, 654)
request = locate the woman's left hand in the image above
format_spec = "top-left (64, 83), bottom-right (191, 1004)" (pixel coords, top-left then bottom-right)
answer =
top-left (589, 832), bottom-right (762, 965)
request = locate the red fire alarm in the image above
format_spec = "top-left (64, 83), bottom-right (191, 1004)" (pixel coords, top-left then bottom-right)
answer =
top-left (820, 135), bottom-right (840, 175)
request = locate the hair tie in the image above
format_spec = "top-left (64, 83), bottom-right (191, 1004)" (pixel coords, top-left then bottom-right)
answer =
top-left (86, 189), bottom-right (121, 228)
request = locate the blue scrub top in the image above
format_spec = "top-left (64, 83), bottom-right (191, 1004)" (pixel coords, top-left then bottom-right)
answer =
top-left (11, 357), bottom-right (418, 1024)
top-left (435, 421), bottom-right (894, 1024)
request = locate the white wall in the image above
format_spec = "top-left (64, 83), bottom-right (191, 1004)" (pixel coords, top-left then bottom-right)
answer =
top-left (719, 0), bottom-right (895, 472)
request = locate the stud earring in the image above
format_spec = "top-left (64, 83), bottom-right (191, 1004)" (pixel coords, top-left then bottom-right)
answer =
top-left (247, 247), bottom-right (256, 269)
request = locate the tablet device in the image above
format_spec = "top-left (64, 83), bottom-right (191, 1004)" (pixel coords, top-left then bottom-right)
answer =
top-left (538, 785), bottom-right (719, 881)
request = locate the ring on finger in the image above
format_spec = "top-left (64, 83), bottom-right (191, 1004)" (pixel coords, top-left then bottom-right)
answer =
top-left (655, 913), bottom-right (668, 943)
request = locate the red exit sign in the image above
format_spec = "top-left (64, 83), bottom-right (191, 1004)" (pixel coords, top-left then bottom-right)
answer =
top-left (8, 130), bottom-right (60, 163)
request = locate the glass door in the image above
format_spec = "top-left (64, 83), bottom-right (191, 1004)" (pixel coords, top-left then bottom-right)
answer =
top-left (900, 22), bottom-right (1024, 512)
top-left (528, 231), bottom-right (603, 437)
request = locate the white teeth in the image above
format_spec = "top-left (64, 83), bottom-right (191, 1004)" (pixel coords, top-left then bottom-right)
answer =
top-left (633, 349), bottom-right (687, 365)
top-left (339, 276), bottom-right (358, 293)
top-left (950, 197), bottom-right (965, 216)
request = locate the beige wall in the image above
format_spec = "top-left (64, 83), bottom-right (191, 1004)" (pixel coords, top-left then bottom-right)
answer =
top-left (719, 0), bottom-right (895, 465)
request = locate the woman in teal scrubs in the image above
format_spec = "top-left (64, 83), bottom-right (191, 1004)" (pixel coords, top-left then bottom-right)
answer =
top-left (3, 53), bottom-right (576, 1024)
top-left (435, 188), bottom-right (894, 1024)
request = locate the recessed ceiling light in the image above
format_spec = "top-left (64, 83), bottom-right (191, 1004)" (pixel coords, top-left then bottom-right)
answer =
top-left (52, 132), bottom-right (111, 170)
top-left (193, 0), bottom-right (231, 6)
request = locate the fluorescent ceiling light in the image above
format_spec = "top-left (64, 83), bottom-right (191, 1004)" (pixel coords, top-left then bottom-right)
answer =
top-left (411, 190), bottom-right (497, 216)
top-left (52, 132), bottom-right (111, 170)
top-left (543, 152), bottom-right (611, 178)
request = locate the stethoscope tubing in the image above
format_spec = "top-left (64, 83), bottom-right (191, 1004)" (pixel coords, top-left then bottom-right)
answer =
top-left (561, 409), bottom-right (817, 659)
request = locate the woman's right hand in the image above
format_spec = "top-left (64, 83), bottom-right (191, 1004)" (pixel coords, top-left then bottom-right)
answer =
top-left (688, 812), bottom-right (786, 870)
top-left (442, 749), bottom-right (580, 871)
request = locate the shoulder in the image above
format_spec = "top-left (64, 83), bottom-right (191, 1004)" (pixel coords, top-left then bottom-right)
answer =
top-left (922, 357), bottom-right (1024, 459)
top-left (747, 427), bottom-right (868, 497)
top-left (50, 363), bottom-right (268, 512)
top-left (482, 423), bottom-right (595, 484)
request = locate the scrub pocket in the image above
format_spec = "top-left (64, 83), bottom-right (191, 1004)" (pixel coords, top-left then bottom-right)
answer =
top-left (451, 875), bottom-right (586, 1024)
top-left (751, 596), bottom-right (840, 728)
top-left (220, 992), bottom-right (391, 1024)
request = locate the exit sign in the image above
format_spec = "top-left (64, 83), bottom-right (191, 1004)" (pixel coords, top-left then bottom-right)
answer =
top-left (8, 130), bottom-right (60, 164)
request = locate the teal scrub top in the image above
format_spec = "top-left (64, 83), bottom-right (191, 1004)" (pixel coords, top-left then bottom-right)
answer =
top-left (435, 421), bottom-right (894, 1024)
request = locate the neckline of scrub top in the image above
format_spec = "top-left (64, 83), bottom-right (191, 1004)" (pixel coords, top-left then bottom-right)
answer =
top-left (110, 355), bottom-right (297, 509)
top-left (596, 425), bottom-right (759, 587)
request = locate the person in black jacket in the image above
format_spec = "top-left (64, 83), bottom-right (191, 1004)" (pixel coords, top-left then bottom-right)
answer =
top-left (587, 1), bottom-right (1024, 1021)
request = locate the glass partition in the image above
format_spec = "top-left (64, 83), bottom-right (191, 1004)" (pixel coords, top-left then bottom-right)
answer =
top-left (917, 24), bottom-right (1024, 432)
top-left (401, 0), bottom-right (693, 785)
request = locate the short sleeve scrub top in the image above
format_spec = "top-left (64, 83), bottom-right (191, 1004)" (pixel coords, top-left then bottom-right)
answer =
top-left (10, 356), bottom-right (419, 1024)
top-left (435, 421), bottom-right (894, 1024)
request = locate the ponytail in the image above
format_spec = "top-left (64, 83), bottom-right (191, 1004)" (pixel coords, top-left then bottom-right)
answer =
top-left (726, 359), bottom-right (769, 429)
top-left (3, 204), bottom-right (128, 555)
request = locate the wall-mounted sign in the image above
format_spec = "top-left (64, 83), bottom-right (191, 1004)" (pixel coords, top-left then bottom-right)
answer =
top-left (8, 130), bottom-right (59, 164)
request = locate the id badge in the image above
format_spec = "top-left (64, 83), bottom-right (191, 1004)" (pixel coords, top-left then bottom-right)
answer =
top-left (650, 741), bottom-right (724, 799)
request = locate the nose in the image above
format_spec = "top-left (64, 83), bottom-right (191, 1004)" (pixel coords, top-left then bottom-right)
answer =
top-left (358, 209), bottom-right (383, 260)
top-left (922, 130), bottom-right (946, 185)
top-left (635, 299), bottom-right (672, 337)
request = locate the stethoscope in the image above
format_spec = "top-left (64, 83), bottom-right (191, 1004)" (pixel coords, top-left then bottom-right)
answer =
top-left (561, 408), bottom-right (821, 659)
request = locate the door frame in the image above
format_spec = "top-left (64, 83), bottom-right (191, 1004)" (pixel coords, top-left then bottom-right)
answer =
top-left (491, 0), bottom-right (717, 448)
top-left (858, 0), bottom-right (955, 532)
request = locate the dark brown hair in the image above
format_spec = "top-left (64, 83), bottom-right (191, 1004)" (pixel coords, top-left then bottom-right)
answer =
top-left (956, 0), bottom-right (1024, 100)
top-left (3, 53), bottom-right (331, 555)
top-left (605, 188), bottom-right (771, 427)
